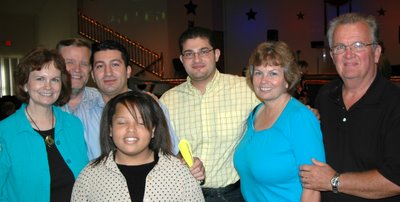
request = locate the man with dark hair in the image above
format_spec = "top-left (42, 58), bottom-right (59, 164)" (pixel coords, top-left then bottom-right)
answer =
top-left (90, 40), bottom-right (132, 103)
top-left (90, 40), bottom-right (180, 157)
top-left (161, 27), bottom-right (260, 201)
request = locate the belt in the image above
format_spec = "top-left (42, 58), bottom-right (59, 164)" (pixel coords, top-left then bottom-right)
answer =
top-left (202, 181), bottom-right (240, 196)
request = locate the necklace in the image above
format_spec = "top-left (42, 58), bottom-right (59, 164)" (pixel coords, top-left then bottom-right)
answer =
top-left (25, 107), bottom-right (55, 147)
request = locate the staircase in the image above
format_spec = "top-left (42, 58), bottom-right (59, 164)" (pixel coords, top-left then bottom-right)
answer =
top-left (77, 11), bottom-right (164, 79)
top-left (77, 11), bottom-right (187, 95)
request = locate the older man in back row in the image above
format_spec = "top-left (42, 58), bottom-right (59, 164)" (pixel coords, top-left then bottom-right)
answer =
top-left (300, 13), bottom-right (400, 201)
top-left (57, 38), bottom-right (103, 160)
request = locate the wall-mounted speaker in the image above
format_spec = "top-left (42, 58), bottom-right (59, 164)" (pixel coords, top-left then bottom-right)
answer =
top-left (267, 29), bottom-right (278, 41)
top-left (310, 41), bottom-right (325, 49)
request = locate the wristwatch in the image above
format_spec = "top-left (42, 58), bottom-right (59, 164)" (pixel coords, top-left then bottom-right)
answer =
top-left (330, 172), bottom-right (341, 193)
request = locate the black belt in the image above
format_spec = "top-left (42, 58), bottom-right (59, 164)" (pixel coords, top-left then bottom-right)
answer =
top-left (202, 180), bottom-right (240, 196)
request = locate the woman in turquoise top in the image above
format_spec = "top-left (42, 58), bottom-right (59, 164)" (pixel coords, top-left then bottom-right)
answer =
top-left (233, 41), bottom-right (325, 202)
top-left (0, 48), bottom-right (88, 201)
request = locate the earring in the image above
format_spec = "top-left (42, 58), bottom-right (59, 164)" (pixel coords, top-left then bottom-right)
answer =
top-left (286, 83), bottom-right (289, 89)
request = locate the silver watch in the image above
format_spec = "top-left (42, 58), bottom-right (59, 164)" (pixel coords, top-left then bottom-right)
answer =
top-left (330, 172), bottom-right (340, 193)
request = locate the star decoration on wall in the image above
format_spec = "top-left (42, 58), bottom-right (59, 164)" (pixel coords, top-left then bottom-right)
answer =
top-left (297, 12), bottom-right (305, 20)
top-left (185, 0), bottom-right (197, 15)
top-left (377, 8), bottom-right (386, 16)
top-left (246, 9), bottom-right (257, 20)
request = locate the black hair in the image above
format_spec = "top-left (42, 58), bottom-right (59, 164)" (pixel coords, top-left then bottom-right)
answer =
top-left (178, 26), bottom-right (217, 53)
top-left (92, 90), bottom-right (173, 166)
top-left (90, 40), bottom-right (130, 66)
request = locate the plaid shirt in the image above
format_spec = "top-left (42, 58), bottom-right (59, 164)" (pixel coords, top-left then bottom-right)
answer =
top-left (161, 71), bottom-right (260, 188)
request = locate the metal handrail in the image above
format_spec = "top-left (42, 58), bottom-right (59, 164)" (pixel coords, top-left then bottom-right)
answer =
top-left (77, 11), bottom-right (164, 78)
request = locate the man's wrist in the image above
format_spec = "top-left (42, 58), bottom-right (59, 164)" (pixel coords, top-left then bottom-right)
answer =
top-left (330, 172), bottom-right (341, 193)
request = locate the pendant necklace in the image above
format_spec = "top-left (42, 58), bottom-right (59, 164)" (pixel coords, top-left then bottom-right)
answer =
top-left (26, 107), bottom-right (55, 147)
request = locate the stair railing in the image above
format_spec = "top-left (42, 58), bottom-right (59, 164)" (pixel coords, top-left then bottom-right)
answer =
top-left (77, 11), bottom-right (163, 77)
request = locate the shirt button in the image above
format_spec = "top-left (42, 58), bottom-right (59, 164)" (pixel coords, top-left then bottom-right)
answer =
top-left (56, 140), bottom-right (61, 145)
top-left (343, 117), bottom-right (347, 122)
top-left (66, 159), bottom-right (71, 164)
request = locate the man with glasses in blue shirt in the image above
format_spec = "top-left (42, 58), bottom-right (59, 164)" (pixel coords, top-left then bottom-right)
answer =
top-left (299, 13), bottom-right (400, 201)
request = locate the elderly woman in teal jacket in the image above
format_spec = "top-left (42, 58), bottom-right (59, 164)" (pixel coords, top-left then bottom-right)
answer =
top-left (0, 47), bottom-right (88, 201)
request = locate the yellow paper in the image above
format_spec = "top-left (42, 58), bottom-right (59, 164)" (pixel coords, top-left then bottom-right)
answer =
top-left (178, 138), bottom-right (193, 167)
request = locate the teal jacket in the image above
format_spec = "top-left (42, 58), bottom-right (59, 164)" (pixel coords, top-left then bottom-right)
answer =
top-left (0, 104), bottom-right (88, 202)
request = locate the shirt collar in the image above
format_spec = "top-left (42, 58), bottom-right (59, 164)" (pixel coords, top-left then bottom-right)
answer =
top-left (16, 103), bottom-right (64, 134)
top-left (329, 73), bottom-right (386, 106)
top-left (186, 70), bottom-right (220, 93)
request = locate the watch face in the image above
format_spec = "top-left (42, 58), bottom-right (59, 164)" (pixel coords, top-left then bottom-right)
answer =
top-left (331, 173), bottom-right (340, 193)
top-left (331, 177), bottom-right (339, 186)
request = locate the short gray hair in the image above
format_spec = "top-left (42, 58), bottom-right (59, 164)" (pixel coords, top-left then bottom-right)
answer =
top-left (327, 13), bottom-right (379, 48)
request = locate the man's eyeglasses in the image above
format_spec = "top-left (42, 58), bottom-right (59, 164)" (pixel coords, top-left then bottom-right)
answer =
top-left (331, 41), bottom-right (376, 55)
top-left (182, 48), bottom-right (214, 59)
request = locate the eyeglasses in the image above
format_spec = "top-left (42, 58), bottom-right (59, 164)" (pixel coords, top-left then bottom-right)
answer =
top-left (331, 41), bottom-right (376, 55)
top-left (182, 48), bottom-right (214, 59)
